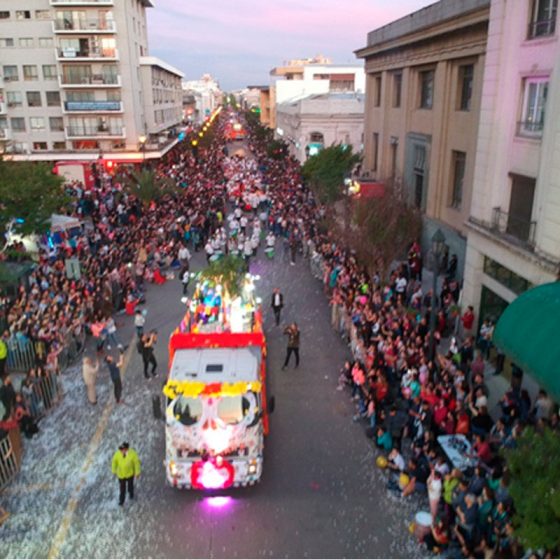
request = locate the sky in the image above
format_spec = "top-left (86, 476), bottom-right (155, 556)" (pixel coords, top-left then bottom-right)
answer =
top-left (147, 0), bottom-right (435, 91)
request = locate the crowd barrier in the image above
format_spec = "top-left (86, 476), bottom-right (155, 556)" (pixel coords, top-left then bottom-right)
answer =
top-left (0, 431), bottom-right (19, 492)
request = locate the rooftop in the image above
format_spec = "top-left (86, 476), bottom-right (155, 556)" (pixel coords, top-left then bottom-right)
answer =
top-left (356, 0), bottom-right (489, 53)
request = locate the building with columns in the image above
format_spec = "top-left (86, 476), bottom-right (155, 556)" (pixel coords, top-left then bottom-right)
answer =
top-left (0, 0), bottom-right (183, 162)
top-left (356, 0), bottom-right (490, 281)
top-left (463, 0), bottom-right (560, 328)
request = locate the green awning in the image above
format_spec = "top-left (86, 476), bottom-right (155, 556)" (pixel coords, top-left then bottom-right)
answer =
top-left (493, 282), bottom-right (560, 401)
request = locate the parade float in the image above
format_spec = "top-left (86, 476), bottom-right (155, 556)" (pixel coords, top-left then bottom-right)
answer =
top-left (162, 257), bottom-right (273, 489)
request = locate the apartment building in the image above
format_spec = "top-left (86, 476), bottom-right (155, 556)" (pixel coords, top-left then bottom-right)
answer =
top-left (355, 0), bottom-right (490, 280)
top-left (0, 0), bottom-right (183, 162)
top-left (182, 74), bottom-right (222, 125)
top-left (463, 0), bottom-right (560, 326)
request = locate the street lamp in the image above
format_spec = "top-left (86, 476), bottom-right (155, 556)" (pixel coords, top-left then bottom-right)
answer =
top-left (428, 228), bottom-right (446, 361)
top-left (138, 134), bottom-right (147, 167)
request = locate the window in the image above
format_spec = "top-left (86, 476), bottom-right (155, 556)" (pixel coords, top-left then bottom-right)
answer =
top-left (529, 0), bottom-right (557, 37)
top-left (35, 10), bottom-right (52, 20)
top-left (30, 117), bottom-right (45, 130)
top-left (39, 37), bottom-right (54, 48)
top-left (10, 118), bottom-right (25, 132)
top-left (33, 142), bottom-right (48, 151)
top-left (372, 132), bottom-right (379, 172)
top-left (373, 75), bottom-right (382, 107)
top-left (26, 91), bottom-right (42, 107)
top-left (15, 10), bottom-right (31, 20)
top-left (519, 78), bottom-right (548, 136)
top-left (0, 11), bottom-right (10, 19)
top-left (392, 72), bottom-right (402, 108)
top-left (23, 65), bottom-right (38, 81)
top-left (43, 65), bottom-right (57, 80)
top-left (49, 117), bottom-right (64, 132)
top-left (67, 91), bottom-right (94, 102)
top-left (458, 65), bottom-right (474, 111)
top-left (3, 65), bottom-right (18, 81)
top-left (450, 151), bottom-right (466, 209)
top-left (19, 38), bottom-right (34, 48)
top-left (506, 174), bottom-right (536, 243)
top-left (172, 396), bottom-right (202, 426)
top-left (483, 257), bottom-right (533, 295)
top-left (53, 141), bottom-right (66, 150)
top-left (413, 144), bottom-right (427, 209)
top-left (46, 91), bottom-right (61, 107)
top-left (419, 69), bottom-right (434, 109)
top-left (0, 38), bottom-right (14, 48)
top-left (217, 395), bottom-right (252, 425)
top-left (6, 92), bottom-right (22, 107)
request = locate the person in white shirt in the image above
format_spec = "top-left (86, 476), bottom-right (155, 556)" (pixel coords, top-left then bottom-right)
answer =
top-left (178, 244), bottom-right (191, 267)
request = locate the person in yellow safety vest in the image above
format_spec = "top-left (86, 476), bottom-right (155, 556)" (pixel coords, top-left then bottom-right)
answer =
top-left (0, 334), bottom-right (8, 379)
top-left (111, 442), bottom-right (141, 506)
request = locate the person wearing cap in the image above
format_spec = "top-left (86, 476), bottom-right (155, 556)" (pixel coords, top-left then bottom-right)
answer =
top-left (111, 442), bottom-right (141, 506)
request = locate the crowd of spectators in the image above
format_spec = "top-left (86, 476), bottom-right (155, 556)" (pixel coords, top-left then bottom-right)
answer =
top-left (244, 118), bottom-right (559, 558)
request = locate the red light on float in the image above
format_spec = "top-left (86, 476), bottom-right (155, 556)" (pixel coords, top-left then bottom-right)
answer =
top-left (191, 457), bottom-right (234, 490)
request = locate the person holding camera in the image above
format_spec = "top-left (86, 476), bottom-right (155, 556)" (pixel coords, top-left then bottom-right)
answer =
top-left (105, 351), bottom-right (125, 404)
top-left (281, 322), bottom-right (300, 370)
top-left (141, 330), bottom-right (158, 379)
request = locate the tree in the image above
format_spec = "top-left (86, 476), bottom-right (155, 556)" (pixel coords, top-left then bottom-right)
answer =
top-left (199, 255), bottom-right (247, 299)
top-left (301, 145), bottom-right (361, 204)
top-left (503, 427), bottom-right (560, 551)
top-left (351, 188), bottom-right (422, 278)
top-left (122, 168), bottom-right (177, 206)
top-left (0, 160), bottom-right (66, 239)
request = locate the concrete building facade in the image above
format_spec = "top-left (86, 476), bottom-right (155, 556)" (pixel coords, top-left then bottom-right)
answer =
top-left (182, 74), bottom-right (222, 125)
top-left (275, 92), bottom-right (364, 163)
top-left (356, 0), bottom-right (490, 280)
top-left (0, 0), bottom-right (183, 161)
top-left (463, 0), bottom-right (560, 327)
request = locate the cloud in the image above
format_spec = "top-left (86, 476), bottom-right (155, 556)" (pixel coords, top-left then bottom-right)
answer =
top-left (147, 0), bottom-right (435, 90)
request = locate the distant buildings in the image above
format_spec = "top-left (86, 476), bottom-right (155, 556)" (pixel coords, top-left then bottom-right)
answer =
top-left (356, 0), bottom-right (490, 281)
top-left (182, 74), bottom-right (222, 125)
top-left (0, 0), bottom-right (183, 162)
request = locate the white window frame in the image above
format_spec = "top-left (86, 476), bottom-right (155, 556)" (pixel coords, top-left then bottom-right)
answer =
top-left (520, 76), bottom-right (549, 137)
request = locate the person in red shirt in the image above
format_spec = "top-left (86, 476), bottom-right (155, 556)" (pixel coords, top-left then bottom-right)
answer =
top-left (473, 433), bottom-right (493, 464)
top-left (461, 305), bottom-right (475, 339)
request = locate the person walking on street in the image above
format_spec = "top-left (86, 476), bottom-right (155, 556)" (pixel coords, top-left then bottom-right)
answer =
top-left (111, 442), bottom-right (141, 506)
top-left (134, 309), bottom-right (145, 338)
top-left (105, 351), bottom-right (125, 404)
top-left (282, 322), bottom-right (300, 369)
top-left (82, 356), bottom-right (99, 405)
top-left (271, 288), bottom-right (284, 326)
top-left (141, 330), bottom-right (158, 379)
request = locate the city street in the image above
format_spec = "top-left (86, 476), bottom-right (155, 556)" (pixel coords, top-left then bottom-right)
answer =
top-left (1, 230), bottom-right (426, 559)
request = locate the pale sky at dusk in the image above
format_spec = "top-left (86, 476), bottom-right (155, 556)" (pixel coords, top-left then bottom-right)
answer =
top-left (147, 0), bottom-right (435, 91)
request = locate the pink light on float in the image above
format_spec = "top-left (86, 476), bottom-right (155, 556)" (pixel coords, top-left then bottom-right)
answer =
top-left (191, 458), bottom-right (234, 490)
top-left (205, 496), bottom-right (232, 508)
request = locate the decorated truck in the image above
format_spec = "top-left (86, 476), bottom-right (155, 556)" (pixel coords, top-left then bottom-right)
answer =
top-left (162, 261), bottom-right (273, 489)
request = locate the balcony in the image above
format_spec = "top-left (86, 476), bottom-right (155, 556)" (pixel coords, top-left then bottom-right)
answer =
top-left (0, 102), bottom-right (6, 114)
top-left (56, 47), bottom-right (118, 61)
top-left (469, 207), bottom-right (536, 250)
top-left (50, 0), bottom-right (114, 5)
top-left (63, 100), bottom-right (123, 113)
top-left (53, 18), bottom-right (116, 34)
top-left (528, 18), bottom-right (556, 38)
top-left (516, 120), bottom-right (544, 138)
top-left (0, 128), bottom-right (11, 140)
top-left (65, 125), bottom-right (125, 139)
top-left (59, 74), bottom-right (121, 88)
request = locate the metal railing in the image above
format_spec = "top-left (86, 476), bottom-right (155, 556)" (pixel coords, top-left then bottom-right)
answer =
top-left (491, 206), bottom-right (536, 248)
top-left (516, 120), bottom-right (544, 137)
top-left (56, 47), bottom-right (118, 60)
top-left (0, 434), bottom-right (19, 491)
top-left (528, 18), bottom-right (556, 38)
top-left (51, 0), bottom-right (114, 4)
top-left (53, 18), bottom-right (116, 32)
top-left (65, 125), bottom-right (125, 138)
top-left (59, 74), bottom-right (120, 87)
top-left (64, 100), bottom-right (122, 112)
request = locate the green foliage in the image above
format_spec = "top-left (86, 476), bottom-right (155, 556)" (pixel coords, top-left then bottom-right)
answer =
top-left (267, 139), bottom-right (288, 160)
top-left (301, 145), bottom-right (361, 204)
top-left (503, 427), bottom-right (560, 551)
top-left (123, 168), bottom-right (177, 205)
top-left (199, 255), bottom-right (247, 299)
top-left (351, 189), bottom-right (422, 276)
top-left (0, 161), bottom-right (66, 236)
